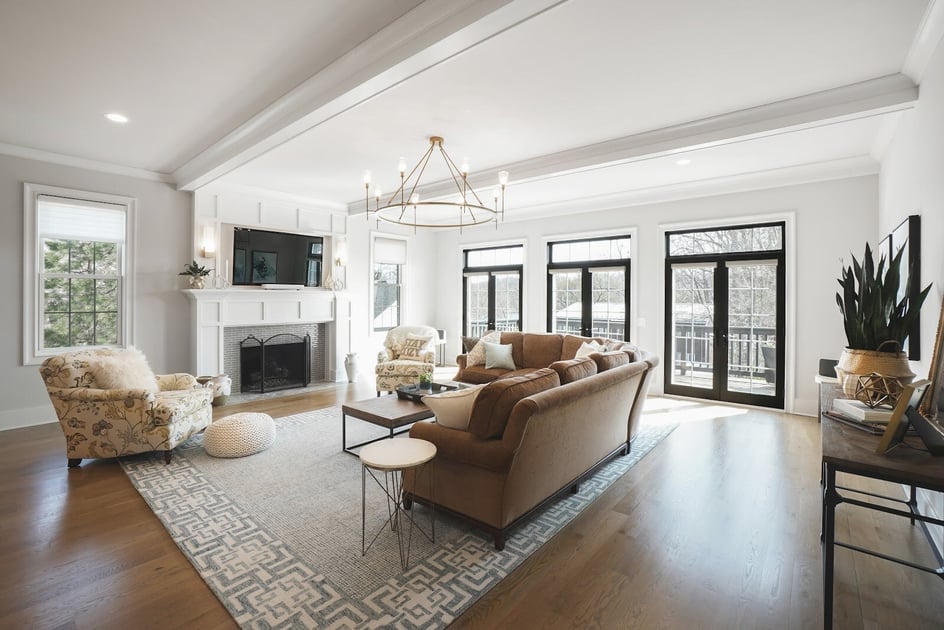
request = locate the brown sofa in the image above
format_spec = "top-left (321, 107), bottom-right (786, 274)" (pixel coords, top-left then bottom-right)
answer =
top-left (454, 332), bottom-right (658, 446)
top-left (406, 342), bottom-right (657, 550)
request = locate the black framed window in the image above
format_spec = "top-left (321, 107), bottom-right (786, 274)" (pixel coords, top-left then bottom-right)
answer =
top-left (664, 221), bottom-right (786, 409)
top-left (462, 245), bottom-right (523, 335)
top-left (546, 235), bottom-right (631, 339)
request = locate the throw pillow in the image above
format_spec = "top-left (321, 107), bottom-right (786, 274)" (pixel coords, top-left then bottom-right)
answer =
top-left (590, 350), bottom-right (630, 372)
top-left (549, 357), bottom-right (598, 384)
top-left (92, 346), bottom-right (159, 392)
top-left (466, 331), bottom-right (501, 366)
top-left (399, 333), bottom-right (433, 361)
top-left (575, 341), bottom-right (604, 358)
top-left (484, 342), bottom-right (516, 370)
top-left (423, 385), bottom-right (484, 431)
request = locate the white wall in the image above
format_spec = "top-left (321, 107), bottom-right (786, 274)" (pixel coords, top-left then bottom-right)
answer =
top-left (879, 32), bottom-right (944, 551)
top-left (0, 154), bottom-right (193, 430)
top-left (431, 175), bottom-right (878, 415)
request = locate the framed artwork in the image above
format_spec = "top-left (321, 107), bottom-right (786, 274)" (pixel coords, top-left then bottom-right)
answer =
top-left (233, 248), bottom-right (247, 284)
top-left (251, 250), bottom-right (278, 284)
top-left (919, 299), bottom-right (944, 420)
top-left (875, 379), bottom-right (931, 455)
top-left (888, 215), bottom-right (921, 359)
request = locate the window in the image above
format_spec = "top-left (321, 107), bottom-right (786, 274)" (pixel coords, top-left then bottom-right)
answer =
top-left (463, 245), bottom-right (523, 335)
top-left (23, 184), bottom-right (135, 364)
top-left (664, 221), bottom-right (785, 409)
top-left (547, 235), bottom-right (631, 339)
top-left (373, 236), bottom-right (406, 331)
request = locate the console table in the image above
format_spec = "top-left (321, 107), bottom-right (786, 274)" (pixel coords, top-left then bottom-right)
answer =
top-left (821, 413), bottom-right (944, 629)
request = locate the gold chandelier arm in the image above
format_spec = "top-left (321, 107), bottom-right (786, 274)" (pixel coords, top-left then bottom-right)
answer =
top-left (383, 142), bottom-right (435, 208)
top-left (440, 148), bottom-right (487, 206)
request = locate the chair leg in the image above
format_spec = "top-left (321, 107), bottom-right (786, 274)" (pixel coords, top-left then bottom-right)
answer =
top-left (163, 450), bottom-right (172, 465)
top-left (68, 458), bottom-right (82, 468)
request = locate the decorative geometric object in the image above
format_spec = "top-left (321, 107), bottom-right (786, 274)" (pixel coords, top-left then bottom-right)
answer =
top-left (854, 372), bottom-right (903, 409)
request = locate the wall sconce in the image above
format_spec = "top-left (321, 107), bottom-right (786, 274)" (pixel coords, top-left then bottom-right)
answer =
top-left (201, 224), bottom-right (217, 258)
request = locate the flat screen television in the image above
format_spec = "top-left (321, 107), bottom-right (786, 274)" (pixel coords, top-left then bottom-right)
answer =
top-left (231, 227), bottom-right (323, 287)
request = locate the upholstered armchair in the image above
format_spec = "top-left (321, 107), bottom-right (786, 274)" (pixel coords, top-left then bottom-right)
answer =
top-left (39, 348), bottom-right (213, 467)
top-left (375, 325), bottom-right (438, 395)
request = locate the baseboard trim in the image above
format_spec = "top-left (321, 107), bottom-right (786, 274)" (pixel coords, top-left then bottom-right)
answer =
top-left (0, 405), bottom-right (57, 432)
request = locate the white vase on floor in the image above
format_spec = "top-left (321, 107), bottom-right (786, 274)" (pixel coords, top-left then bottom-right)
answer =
top-left (344, 353), bottom-right (357, 383)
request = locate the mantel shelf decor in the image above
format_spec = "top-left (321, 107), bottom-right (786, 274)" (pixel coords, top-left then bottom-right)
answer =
top-left (362, 135), bottom-right (508, 231)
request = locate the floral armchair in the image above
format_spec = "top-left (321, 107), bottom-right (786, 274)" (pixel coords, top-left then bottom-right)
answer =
top-left (375, 325), bottom-right (438, 395)
top-left (39, 348), bottom-right (213, 467)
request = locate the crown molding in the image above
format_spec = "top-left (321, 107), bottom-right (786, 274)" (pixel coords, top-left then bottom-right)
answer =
top-left (355, 73), bottom-right (914, 212)
top-left (0, 142), bottom-right (173, 183)
top-left (903, 0), bottom-right (944, 83)
top-left (173, 0), bottom-right (566, 191)
top-left (502, 156), bottom-right (879, 222)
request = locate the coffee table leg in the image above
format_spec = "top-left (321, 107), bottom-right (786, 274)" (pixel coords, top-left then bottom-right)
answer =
top-left (361, 463), bottom-right (366, 556)
top-left (823, 464), bottom-right (837, 630)
top-left (343, 412), bottom-right (348, 453)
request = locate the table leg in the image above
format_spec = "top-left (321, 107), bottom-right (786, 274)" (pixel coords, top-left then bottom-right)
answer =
top-left (343, 412), bottom-right (347, 453)
top-left (909, 485), bottom-right (918, 526)
top-left (361, 463), bottom-right (366, 556)
top-left (823, 464), bottom-right (838, 630)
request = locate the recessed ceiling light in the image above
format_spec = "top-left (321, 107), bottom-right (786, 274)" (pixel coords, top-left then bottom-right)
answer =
top-left (676, 158), bottom-right (692, 166)
top-left (105, 112), bottom-right (129, 124)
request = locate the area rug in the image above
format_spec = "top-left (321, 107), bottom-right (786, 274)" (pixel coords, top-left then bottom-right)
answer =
top-left (121, 408), bottom-right (676, 629)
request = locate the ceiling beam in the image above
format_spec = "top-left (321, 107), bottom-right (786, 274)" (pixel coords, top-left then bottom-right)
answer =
top-left (173, 0), bottom-right (568, 191)
top-left (352, 73), bottom-right (916, 212)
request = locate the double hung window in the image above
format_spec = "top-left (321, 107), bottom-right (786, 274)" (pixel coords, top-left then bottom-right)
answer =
top-left (373, 236), bottom-right (406, 331)
top-left (24, 184), bottom-right (134, 364)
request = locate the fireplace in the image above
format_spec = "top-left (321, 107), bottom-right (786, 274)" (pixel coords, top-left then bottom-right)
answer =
top-left (239, 333), bottom-right (311, 394)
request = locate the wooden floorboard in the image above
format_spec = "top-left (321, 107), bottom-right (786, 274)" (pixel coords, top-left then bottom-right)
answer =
top-left (3, 384), bottom-right (943, 629)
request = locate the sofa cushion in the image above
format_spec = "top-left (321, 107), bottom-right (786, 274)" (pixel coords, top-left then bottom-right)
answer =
top-left (92, 347), bottom-right (159, 393)
top-left (467, 331), bottom-right (501, 366)
top-left (484, 342), bottom-right (516, 370)
top-left (423, 385), bottom-right (484, 430)
top-left (561, 334), bottom-right (594, 360)
top-left (459, 366), bottom-right (534, 384)
top-left (590, 350), bottom-right (630, 372)
top-left (468, 368), bottom-right (560, 439)
top-left (549, 357), bottom-right (598, 384)
top-left (499, 332), bottom-right (526, 368)
top-left (522, 333), bottom-right (564, 368)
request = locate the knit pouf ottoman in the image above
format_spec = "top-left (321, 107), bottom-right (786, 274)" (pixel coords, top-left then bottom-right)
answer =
top-left (204, 412), bottom-right (276, 458)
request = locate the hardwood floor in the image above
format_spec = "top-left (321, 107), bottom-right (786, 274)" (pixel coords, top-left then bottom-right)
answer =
top-left (3, 385), bottom-right (943, 629)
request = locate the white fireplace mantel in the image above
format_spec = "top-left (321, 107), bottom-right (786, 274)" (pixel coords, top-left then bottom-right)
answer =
top-left (183, 288), bottom-right (350, 381)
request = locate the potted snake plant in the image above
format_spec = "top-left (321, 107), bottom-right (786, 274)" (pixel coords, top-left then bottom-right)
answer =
top-left (835, 242), bottom-right (931, 393)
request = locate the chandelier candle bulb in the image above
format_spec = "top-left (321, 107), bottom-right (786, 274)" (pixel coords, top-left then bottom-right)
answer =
top-left (398, 157), bottom-right (407, 174)
top-left (363, 171), bottom-right (371, 185)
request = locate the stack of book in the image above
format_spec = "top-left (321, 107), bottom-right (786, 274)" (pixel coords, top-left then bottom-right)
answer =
top-left (824, 398), bottom-right (894, 434)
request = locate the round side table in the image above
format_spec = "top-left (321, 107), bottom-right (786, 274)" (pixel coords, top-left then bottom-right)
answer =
top-left (360, 437), bottom-right (436, 570)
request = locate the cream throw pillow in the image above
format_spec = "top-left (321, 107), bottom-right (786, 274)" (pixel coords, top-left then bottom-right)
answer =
top-left (484, 342), bottom-right (516, 370)
top-left (92, 347), bottom-right (159, 393)
top-left (466, 331), bottom-right (501, 366)
top-left (399, 333), bottom-right (433, 361)
top-left (423, 385), bottom-right (484, 430)
top-left (575, 341), bottom-right (605, 358)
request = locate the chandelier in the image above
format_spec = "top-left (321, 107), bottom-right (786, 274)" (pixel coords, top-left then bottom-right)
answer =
top-left (363, 136), bottom-right (508, 230)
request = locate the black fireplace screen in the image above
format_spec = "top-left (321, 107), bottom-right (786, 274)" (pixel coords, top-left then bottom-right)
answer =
top-left (239, 333), bottom-right (311, 394)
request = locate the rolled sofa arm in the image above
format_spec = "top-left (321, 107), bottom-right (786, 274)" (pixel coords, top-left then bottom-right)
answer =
top-left (46, 386), bottom-right (156, 403)
top-left (377, 349), bottom-right (394, 363)
top-left (156, 373), bottom-right (200, 391)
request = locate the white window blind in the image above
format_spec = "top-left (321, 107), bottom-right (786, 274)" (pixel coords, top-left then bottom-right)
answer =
top-left (38, 196), bottom-right (126, 242)
top-left (374, 237), bottom-right (407, 265)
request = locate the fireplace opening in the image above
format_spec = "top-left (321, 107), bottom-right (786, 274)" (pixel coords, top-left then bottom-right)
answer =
top-left (239, 333), bottom-right (311, 394)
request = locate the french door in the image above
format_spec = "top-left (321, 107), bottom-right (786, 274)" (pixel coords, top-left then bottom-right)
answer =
top-left (463, 270), bottom-right (522, 335)
top-left (664, 223), bottom-right (785, 409)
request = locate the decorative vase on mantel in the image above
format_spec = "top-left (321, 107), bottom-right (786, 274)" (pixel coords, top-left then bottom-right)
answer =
top-left (189, 276), bottom-right (205, 289)
top-left (835, 344), bottom-right (915, 396)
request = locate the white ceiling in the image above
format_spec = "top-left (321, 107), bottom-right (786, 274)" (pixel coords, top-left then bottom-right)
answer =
top-left (0, 0), bottom-right (938, 214)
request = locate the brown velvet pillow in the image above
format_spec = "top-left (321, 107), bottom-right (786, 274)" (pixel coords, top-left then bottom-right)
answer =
top-left (468, 368), bottom-right (561, 439)
top-left (590, 350), bottom-right (630, 372)
top-left (548, 357), bottom-right (597, 384)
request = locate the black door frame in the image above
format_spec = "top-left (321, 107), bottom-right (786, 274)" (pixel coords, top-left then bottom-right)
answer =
top-left (663, 222), bottom-right (786, 409)
top-left (462, 246), bottom-right (524, 334)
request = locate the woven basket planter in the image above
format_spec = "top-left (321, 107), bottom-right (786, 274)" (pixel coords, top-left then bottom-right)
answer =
top-left (835, 347), bottom-right (915, 396)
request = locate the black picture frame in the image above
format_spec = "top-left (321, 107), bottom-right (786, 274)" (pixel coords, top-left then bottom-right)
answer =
top-left (919, 299), bottom-right (944, 420)
top-left (251, 250), bottom-right (278, 284)
top-left (888, 215), bottom-right (921, 360)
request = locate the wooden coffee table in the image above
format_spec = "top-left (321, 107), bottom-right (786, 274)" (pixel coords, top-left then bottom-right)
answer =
top-left (341, 395), bottom-right (434, 455)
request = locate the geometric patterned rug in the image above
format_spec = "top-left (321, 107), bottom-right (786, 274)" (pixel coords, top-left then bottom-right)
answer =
top-left (121, 407), bottom-right (676, 629)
